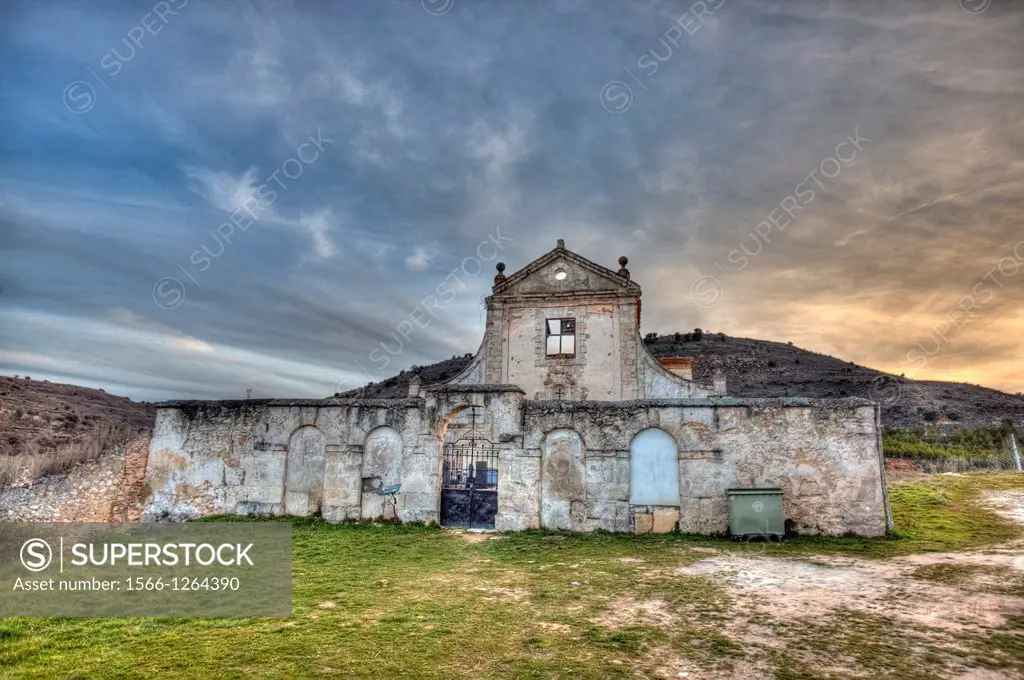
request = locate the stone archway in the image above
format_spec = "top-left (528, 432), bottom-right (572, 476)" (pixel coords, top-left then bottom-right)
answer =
top-left (437, 404), bottom-right (499, 528)
top-left (284, 425), bottom-right (326, 516)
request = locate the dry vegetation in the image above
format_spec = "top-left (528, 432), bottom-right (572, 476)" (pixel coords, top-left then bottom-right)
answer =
top-left (0, 424), bottom-right (135, 486)
top-left (0, 375), bottom-right (155, 486)
top-left (0, 375), bottom-right (154, 457)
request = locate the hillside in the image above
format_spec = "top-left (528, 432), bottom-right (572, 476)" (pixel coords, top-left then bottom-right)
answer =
top-left (2, 328), bottom-right (1020, 454)
top-left (0, 375), bottom-right (155, 457)
top-left (337, 331), bottom-right (1024, 429)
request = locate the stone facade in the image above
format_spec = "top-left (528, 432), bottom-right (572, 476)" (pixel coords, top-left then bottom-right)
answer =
top-left (142, 241), bottom-right (890, 536)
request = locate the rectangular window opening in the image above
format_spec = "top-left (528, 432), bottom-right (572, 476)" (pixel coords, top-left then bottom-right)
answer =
top-left (545, 318), bottom-right (576, 357)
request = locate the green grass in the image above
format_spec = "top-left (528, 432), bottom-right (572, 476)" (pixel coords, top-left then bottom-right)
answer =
top-left (2, 472), bottom-right (1023, 679)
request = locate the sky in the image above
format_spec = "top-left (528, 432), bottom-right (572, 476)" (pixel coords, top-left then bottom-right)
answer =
top-left (1, 0), bottom-right (1023, 401)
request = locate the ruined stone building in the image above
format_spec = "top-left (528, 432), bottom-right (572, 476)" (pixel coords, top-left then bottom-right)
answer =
top-left (145, 241), bottom-right (890, 535)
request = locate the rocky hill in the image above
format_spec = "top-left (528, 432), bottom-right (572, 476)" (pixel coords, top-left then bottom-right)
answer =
top-left (0, 375), bottom-right (155, 457)
top-left (337, 331), bottom-right (1024, 429)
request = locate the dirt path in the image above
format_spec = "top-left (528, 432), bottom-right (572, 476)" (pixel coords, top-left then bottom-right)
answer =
top-left (665, 491), bottom-right (1024, 679)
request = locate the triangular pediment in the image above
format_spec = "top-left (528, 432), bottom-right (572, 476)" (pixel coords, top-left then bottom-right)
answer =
top-left (493, 241), bottom-right (641, 297)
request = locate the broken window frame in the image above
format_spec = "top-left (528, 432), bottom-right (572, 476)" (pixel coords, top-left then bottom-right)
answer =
top-left (545, 318), bottom-right (576, 357)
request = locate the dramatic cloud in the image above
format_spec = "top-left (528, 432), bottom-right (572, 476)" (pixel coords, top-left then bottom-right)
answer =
top-left (1, 0), bottom-right (1022, 400)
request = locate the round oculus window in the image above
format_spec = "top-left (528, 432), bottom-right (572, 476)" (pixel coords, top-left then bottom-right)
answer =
top-left (553, 269), bottom-right (568, 281)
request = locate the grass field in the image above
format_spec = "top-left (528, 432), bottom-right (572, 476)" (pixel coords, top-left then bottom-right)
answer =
top-left (2, 473), bottom-right (1023, 679)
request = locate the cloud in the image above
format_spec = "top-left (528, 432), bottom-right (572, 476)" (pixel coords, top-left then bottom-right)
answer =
top-left (1, 0), bottom-right (1023, 399)
top-left (405, 245), bottom-right (436, 271)
top-left (185, 166), bottom-right (339, 260)
top-left (298, 210), bottom-right (338, 259)
top-left (185, 167), bottom-right (262, 217)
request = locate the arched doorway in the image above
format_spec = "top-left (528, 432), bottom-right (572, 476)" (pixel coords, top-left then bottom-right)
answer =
top-left (438, 405), bottom-right (499, 529)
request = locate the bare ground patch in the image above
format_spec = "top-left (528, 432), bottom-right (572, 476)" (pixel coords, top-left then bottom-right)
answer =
top-left (669, 488), bottom-right (1024, 678)
top-left (447, 529), bottom-right (504, 543)
top-left (679, 552), bottom-right (1022, 631)
top-left (536, 621), bottom-right (572, 634)
top-left (474, 585), bottom-right (529, 603)
top-left (594, 597), bottom-right (679, 629)
top-left (985, 489), bottom-right (1024, 526)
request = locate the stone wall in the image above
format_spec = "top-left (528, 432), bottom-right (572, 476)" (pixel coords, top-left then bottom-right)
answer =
top-left (0, 437), bottom-right (150, 522)
top-left (142, 393), bottom-right (887, 537)
top-left (514, 398), bottom-right (886, 536)
top-left (143, 389), bottom-right (525, 525)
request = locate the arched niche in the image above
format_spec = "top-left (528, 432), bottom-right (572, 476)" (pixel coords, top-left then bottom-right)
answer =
top-left (540, 428), bottom-right (586, 530)
top-left (439, 403), bottom-right (486, 445)
top-left (361, 425), bottom-right (403, 519)
top-left (629, 428), bottom-right (680, 506)
top-left (285, 425), bottom-right (326, 516)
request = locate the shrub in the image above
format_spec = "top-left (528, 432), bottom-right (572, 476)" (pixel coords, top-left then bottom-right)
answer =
top-left (882, 425), bottom-right (1013, 464)
top-left (767, 361), bottom-right (777, 368)
top-left (922, 409), bottom-right (939, 422)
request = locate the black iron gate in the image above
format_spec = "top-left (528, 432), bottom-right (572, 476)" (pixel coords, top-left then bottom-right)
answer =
top-left (440, 410), bottom-right (499, 529)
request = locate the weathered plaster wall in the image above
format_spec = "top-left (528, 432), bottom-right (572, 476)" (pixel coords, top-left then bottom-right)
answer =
top-left (479, 270), bottom-right (709, 401)
top-left (515, 398), bottom-right (887, 537)
top-left (143, 394), bottom-right (886, 538)
top-left (143, 389), bottom-right (525, 526)
top-left (502, 298), bottom-right (626, 401)
top-left (360, 426), bottom-right (403, 519)
top-left (539, 428), bottom-right (587, 530)
top-left (143, 399), bottom-right (435, 523)
top-left (637, 343), bottom-right (715, 398)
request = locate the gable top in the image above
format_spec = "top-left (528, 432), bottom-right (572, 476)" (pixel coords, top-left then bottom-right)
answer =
top-left (492, 239), bottom-right (642, 297)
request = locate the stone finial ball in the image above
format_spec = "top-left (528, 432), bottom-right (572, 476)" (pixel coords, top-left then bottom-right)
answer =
top-left (618, 256), bottom-right (628, 267)
top-left (496, 262), bottom-right (506, 272)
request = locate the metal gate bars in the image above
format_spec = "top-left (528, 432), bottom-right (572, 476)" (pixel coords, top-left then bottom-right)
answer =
top-left (440, 438), bottom-right (499, 529)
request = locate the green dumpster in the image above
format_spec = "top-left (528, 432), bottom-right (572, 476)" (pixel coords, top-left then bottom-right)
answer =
top-left (726, 488), bottom-right (784, 537)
